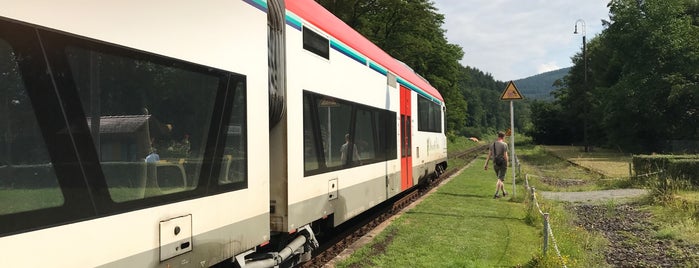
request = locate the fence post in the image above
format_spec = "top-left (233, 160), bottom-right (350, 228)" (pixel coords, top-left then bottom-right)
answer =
top-left (543, 213), bottom-right (549, 256)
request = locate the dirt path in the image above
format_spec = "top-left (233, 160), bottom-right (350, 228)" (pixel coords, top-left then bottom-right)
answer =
top-left (539, 188), bottom-right (647, 203)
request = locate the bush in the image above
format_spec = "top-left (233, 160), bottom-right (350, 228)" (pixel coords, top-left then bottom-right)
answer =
top-left (647, 175), bottom-right (690, 204)
top-left (633, 154), bottom-right (699, 185)
top-left (667, 159), bottom-right (699, 185)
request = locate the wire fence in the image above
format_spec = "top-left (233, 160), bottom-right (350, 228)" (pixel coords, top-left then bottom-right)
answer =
top-left (524, 174), bottom-right (568, 268)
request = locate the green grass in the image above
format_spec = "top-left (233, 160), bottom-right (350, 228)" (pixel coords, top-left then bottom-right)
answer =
top-left (641, 190), bottom-right (699, 244)
top-left (517, 146), bottom-right (603, 192)
top-left (337, 143), bottom-right (618, 268)
top-left (337, 156), bottom-right (542, 267)
top-left (544, 145), bottom-right (632, 179)
top-left (517, 145), bottom-right (635, 192)
top-left (446, 135), bottom-right (485, 174)
top-left (0, 188), bottom-right (64, 214)
top-left (543, 145), bottom-right (699, 247)
top-left (0, 186), bottom-right (184, 214)
top-left (522, 191), bottom-right (610, 267)
top-left (447, 135), bottom-right (483, 154)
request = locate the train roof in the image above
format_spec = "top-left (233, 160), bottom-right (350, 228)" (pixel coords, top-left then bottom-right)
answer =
top-left (286, 0), bottom-right (444, 103)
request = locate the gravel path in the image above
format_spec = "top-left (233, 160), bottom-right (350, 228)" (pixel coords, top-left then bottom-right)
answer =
top-left (572, 203), bottom-right (699, 267)
top-left (539, 189), bottom-right (647, 203)
top-left (538, 189), bottom-right (699, 267)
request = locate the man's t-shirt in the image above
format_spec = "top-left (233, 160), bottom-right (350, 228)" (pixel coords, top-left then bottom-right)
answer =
top-left (492, 141), bottom-right (508, 166)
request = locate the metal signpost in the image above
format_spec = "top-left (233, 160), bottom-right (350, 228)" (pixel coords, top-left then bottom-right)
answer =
top-left (500, 81), bottom-right (524, 197)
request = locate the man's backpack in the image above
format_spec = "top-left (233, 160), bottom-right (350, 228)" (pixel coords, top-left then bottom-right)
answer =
top-left (493, 143), bottom-right (506, 166)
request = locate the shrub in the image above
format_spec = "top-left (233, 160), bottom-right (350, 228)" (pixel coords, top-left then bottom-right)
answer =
top-left (646, 175), bottom-right (691, 204)
top-left (633, 154), bottom-right (699, 185)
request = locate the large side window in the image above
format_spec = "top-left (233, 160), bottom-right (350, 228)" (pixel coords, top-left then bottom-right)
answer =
top-left (0, 39), bottom-right (64, 215)
top-left (63, 45), bottom-right (238, 202)
top-left (0, 19), bottom-right (247, 235)
top-left (303, 91), bottom-right (397, 176)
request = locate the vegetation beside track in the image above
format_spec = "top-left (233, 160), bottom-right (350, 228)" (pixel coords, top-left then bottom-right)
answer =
top-left (336, 137), bottom-right (543, 267)
top-left (335, 140), bottom-right (699, 267)
top-left (336, 155), bottom-right (539, 267)
top-left (521, 145), bottom-right (699, 266)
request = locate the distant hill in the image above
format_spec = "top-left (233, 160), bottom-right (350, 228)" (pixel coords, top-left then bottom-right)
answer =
top-left (513, 67), bottom-right (571, 101)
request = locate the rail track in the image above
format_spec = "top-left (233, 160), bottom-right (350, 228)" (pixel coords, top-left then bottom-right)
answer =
top-left (300, 145), bottom-right (487, 268)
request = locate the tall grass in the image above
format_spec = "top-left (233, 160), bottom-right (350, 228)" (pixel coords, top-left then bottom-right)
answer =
top-left (646, 175), bottom-right (691, 204)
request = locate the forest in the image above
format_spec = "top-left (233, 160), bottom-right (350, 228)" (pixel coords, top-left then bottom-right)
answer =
top-left (318, 0), bottom-right (699, 153)
top-left (531, 0), bottom-right (699, 153)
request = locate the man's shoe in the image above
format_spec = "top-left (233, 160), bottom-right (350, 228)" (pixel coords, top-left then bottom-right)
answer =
top-left (493, 194), bottom-right (500, 199)
top-left (503, 192), bottom-right (507, 197)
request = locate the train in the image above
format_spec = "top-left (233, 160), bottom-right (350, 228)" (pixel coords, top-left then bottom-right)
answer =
top-left (0, 0), bottom-right (448, 267)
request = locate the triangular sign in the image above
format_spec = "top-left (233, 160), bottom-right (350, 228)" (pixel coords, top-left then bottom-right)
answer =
top-left (500, 81), bottom-right (524, 100)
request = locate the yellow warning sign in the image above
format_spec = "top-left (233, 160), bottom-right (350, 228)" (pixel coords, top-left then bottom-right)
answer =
top-left (500, 81), bottom-right (524, 100)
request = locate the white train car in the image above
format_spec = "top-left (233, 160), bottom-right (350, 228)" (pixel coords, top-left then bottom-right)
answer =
top-left (271, 1), bottom-right (448, 236)
top-left (0, 0), bottom-right (270, 267)
top-left (0, 0), bottom-right (447, 267)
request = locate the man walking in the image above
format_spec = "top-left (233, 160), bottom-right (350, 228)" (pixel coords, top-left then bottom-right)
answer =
top-left (484, 131), bottom-right (509, 198)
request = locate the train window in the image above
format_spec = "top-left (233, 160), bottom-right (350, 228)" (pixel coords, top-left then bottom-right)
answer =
top-left (303, 94), bottom-right (321, 171)
top-left (355, 109), bottom-right (377, 161)
top-left (303, 27), bottom-right (329, 59)
top-left (303, 91), bottom-right (397, 176)
top-left (317, 97), bottom-right (352, 168)
top-left (0, 39), bottom-right (64, 215)
top-left (417, 96), bottom-right (442, 133)
top-left (382, 111), bottom-right (398, 160)
top-left (65, 46), bottom-right (221, 202)
top-left (353, 108), bottom-right (398, 164)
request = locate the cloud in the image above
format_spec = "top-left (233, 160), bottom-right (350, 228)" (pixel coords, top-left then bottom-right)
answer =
top-left (537, 62), bottom-right (561, 74)
top-left (433, 0), bottom-right (609, 81)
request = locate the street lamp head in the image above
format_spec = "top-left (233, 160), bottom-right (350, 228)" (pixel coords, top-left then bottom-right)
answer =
top-left (574, 19), bottom-right (586, 36)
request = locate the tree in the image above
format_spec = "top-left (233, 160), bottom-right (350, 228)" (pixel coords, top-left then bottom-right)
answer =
top-left (541, 0), bottom-right (699, 152)
top-left (318, 0), bottom-right (467, 134)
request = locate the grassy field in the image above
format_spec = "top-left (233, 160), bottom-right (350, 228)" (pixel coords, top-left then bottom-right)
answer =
top-left (337, 156), bottom-right (544, 267)
top-left (544, 145), bottom-right (632, 178)
top-left (336, 142), bottom-right (699, 267)
top-left (335, 142), bottom-right (629, 267)
top-left (518, 146), bottom-right (636, 192)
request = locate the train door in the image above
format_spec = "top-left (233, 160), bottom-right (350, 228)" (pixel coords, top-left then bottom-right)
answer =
top-left (400, 85), bottom-right (412, 190)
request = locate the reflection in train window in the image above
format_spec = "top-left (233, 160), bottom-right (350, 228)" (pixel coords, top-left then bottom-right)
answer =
top-left (355, 108), bottom-right (377, 161)
top-left (417, 95), bottom-right (442, 133)
top-left (219, 81), bottom-right (247, 187)
top-left (303, 94), bottom-right (321, 171)
top-left (66, 47), bottom-right (220, 202)
top-left (303, 91), bottom-right (397, 176)
top-left (0, 39), bottom-right (64, 214)
top-left (316, 97), bottom-right (352, 168)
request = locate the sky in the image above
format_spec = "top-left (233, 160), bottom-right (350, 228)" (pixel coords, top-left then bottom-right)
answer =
top-left (432, 0), bottom-right (611, 81)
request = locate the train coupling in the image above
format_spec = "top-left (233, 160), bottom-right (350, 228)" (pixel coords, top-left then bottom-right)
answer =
top-left (234, 225), bottom-right (318, 268)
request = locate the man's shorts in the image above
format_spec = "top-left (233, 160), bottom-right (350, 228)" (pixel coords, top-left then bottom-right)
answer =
top-left (494, 164), bottom-right (507, 181)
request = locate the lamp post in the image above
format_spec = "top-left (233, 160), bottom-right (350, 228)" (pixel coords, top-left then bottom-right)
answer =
top-left (574, 19), bottom-right (589, 152)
